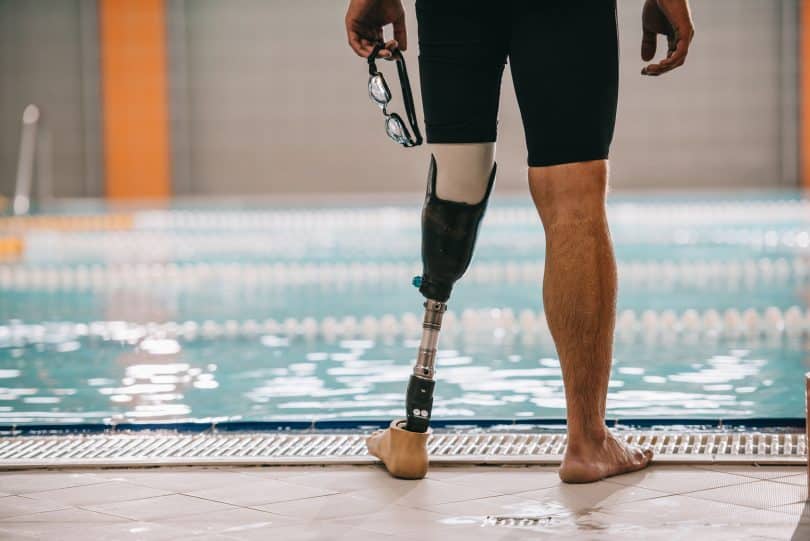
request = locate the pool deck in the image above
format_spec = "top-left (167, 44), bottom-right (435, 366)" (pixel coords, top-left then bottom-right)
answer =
top-left (0, 463), bottom-right (807, 540)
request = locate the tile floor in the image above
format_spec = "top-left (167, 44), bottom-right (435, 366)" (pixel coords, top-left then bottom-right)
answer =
top-left (0, 463), bottom-right (807, 540)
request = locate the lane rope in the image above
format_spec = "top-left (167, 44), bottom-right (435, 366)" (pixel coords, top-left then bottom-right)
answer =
top-left (1, 257), bottom-right (807, 291)
top-left (1, 306), bottom-right (808, 346)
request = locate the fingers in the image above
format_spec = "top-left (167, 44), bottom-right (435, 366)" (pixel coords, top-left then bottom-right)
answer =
top-left (347, 30), bottom-right (375, 58)
top-left (640, 0), bottom-right (694, 76)
top-left (346, 23), bottom-right (405, 59)
top-left (641, 31), bottom-right (691, 76)
top-left (641, 30), bottom-right (657, 61)
top-left (376, 39), bottom-right (400, 59)
top-left (347, 35), bottom-right (400, 60)
top-left (641, 40), bottom-right (689, 76)
top-left (346, 17), bottom-right (379, 58)
top-left (346, 10), bottom-right (386, 58)
top-left (658, 36), bottom-right (688, 68)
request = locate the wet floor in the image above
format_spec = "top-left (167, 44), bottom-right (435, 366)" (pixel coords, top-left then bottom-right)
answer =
top-left (0, 463), bottom-right (806, 540)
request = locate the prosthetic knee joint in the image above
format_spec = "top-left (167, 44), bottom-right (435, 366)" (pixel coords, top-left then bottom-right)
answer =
top-left (405, 155), bottom-right (496, 432)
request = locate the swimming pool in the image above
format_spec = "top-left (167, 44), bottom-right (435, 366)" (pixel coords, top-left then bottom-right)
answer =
top-left (0, 192), bottom-right (808, 426)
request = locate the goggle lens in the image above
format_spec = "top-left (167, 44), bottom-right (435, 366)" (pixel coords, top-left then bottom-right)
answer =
top-left (386, 116), bottom-right (404, 139)
top-left (386, 114), bottom-right (412, 145)
top-left (368, 75), bottom-right (390, 105)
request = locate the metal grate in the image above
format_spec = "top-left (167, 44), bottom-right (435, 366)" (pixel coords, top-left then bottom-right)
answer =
top-left (0, 431), bottom-right (805, 469)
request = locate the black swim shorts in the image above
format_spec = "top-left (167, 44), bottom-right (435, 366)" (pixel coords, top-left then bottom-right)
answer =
top-left (416, 0), bottom-right (619, 167)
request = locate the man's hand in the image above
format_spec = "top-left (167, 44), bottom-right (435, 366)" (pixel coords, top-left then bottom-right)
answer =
top-left (641, 0), bottom-right (695, 76)
top-left (346, 0), bottom-right (407, 59)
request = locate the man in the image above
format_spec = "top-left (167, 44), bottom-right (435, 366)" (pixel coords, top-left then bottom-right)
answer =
top-left (345, 0), bottom-right (694, 483)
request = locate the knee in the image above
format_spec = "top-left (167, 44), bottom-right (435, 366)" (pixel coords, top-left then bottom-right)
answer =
top-left (432, 143), bottom-right (496, 204)
top-left (529, 160), bottom-right (608, 224)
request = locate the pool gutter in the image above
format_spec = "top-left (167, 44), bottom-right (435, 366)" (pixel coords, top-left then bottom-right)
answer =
top-left (0, 422), bottom-right (805, 470)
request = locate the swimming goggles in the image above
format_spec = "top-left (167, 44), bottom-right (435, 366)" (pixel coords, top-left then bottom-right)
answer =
top-left (367, 42), bottom-right (423, 148)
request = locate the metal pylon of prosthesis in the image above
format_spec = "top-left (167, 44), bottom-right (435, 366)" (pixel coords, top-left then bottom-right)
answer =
top-left (405, 299), bottom-right (446, 432)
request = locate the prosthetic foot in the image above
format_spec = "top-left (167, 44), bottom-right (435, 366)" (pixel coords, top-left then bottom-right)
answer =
top-left (367, 154), bottom-right (496, 479)
top-left (366, 419), bottom-right (430, 479)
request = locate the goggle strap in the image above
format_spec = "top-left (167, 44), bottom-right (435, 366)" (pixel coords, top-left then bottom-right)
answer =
top-left (392, 51), bottom-right (422, 145)
top-left (367, 41), bottom-right (423, 147)
top-left (368, 41), bottom-right (385, 75)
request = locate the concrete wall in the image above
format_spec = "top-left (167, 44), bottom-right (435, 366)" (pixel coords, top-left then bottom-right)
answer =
top-left (174, 0), bottom-right (798, 195)
top-left (0, 0), bottom-right (101, 200)
top-left (0, 0), bottom-right (799, 199)
top-left (611, 0), bottom-right (798, 189)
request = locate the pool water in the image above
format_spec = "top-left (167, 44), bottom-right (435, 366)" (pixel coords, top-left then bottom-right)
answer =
top-left (1, 192), bottom-right (808, 425)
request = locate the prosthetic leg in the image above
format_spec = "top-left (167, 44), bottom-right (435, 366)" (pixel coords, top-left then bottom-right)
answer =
top-left (406, 154), bottom-right (496, 431)
top-left (367, 151), bottom-right (496, 479)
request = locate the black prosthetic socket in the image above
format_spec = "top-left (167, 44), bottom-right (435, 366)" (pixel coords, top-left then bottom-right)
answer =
top-left (417, 155), bottom-right (497, 302)
top-left (405, 374), bottom-right (435, 432)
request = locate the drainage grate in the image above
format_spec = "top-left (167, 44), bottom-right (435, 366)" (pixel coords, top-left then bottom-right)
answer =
top-left (484, 516), bottom-right (556, 529)
top-left (0, 431), bottom-right (805, 469)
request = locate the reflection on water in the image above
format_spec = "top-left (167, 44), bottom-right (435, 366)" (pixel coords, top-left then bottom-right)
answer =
top-left (0, 327), bottom-right (805, 424)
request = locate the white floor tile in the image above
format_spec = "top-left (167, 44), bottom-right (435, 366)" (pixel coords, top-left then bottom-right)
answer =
top-left (237, 465), bottom-right (344, 480)
top-left (253, 492), bottom-right (395, 521)
top-left (425, 464), bottom-right (558, 481)
top-left (429, 466), bottom-right (562, 495)
top-left (0, 472), bottom-right (106, 495)
top-left (0, 523), bottom-right (45, 540)
top-left (86, 521), bottom-right (204, 540)
top-left (161, 507), bottom-right (302, 534)
top-left (187, 477), bottom-right (336, 506)
top-left (685, 479), bottom-right (807, 509)
top-left (101, 469), bottom-right (250, 493)
top-left (182, 535), bottom-right (235, 541)
top-left (0, 464), bottom-right (804, 540)
top-left (769, 500), bottom-right (810, 519)
top-left (424, 465), bottom-right (488, 481)
top-left (282, 466), bottom-right (414, 493)
top-left (0, 496), bottom-right (68, 520)
top-left (23, 481), bottom-right (172, 507)
top-left (772, 473), bottom-right (807, 487)
top-left (608, 464), bottom-right (752, 494)
top-left (596, 493), bottom-right (766, 523)
top-left (589, 494), bottom-right (800, 539)
top-left (428, 493), bottom-right (569, 519)
top-left (0, 507), bottom-right (128, 523)
top-left (241, 521), bottom-right (398, 541)
top-left (334, 505), bottom-right (530, 541)
top-left (85, 493), bottom-right (236, 521)
top-left (696, 465), bottom-right (806, 480)
top-left (515, 479), bottom-right (665, 513)
top-left (351, 477), bottom-right (501, 508)
top-left (0, 520), bottom-right (195, 541)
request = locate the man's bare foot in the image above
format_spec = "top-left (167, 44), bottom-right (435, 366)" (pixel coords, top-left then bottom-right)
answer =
top-left (366, 418), bottom-right (430, 480)
top-left (559, 429), bottom-right (653, 483)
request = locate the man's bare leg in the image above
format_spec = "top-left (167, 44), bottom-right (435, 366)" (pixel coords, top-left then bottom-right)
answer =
top-left (529, 160), bottom-right (652, 483)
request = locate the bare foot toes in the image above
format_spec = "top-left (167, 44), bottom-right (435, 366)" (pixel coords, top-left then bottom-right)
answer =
top-left (559, 430), bottom-right (653, 484)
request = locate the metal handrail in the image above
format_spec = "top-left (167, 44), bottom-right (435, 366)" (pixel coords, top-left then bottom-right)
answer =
top-left (12, 104), bottom-right (40, 216)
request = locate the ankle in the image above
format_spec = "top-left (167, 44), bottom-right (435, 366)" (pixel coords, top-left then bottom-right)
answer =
top-left (565, 423), bottom-right (609, 453)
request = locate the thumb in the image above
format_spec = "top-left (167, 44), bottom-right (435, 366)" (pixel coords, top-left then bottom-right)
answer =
top-left (393, 13), bottom-right (407, 51)
top-left (641, 30), bottom-right (657, 61)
